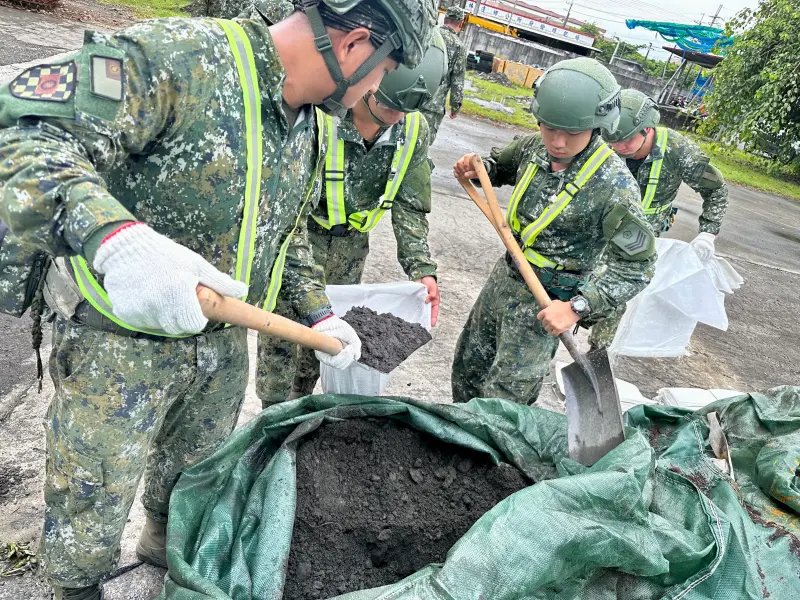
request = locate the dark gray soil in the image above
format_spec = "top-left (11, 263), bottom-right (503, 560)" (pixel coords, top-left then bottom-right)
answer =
top-left (284, 418), bottom-right (530, 599)
top-left (0, 464), bottom-right (35, 501)
top-left (342, 307), bottom-right (432, 373)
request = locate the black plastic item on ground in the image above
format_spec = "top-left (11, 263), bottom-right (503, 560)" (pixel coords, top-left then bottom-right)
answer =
top-left (284, 418), bottom-right (530, 600)
top-left (477, 50), bottom-right (495, 61)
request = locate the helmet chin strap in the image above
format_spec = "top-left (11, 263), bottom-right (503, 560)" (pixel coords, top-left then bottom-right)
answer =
top-left (549, 154), bottom-right (574, 164)
top-left (299, 3), bottom-right (402, 118)
top-left (363, 95), bottom-right (392, 128)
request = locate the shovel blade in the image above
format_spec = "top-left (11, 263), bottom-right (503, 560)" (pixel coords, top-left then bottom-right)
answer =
top-left (562, 348), bottom-right (625, 466)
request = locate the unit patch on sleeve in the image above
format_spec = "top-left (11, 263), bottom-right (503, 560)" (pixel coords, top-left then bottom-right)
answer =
top-left (9, 61), bottom-right (77, 102)
top-left (90, 56), bottom-right (123, 101)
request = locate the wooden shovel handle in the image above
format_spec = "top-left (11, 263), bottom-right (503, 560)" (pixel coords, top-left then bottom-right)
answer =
top-left (196, 286), bottom-right (343, 356)
top-left (458, 157), bottom-right (552, 309)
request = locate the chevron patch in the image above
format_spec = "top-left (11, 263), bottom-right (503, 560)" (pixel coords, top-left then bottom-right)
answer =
top-left (9, 61), bottom-right (77, 102)
top-left (612, 223), bottom-right (650, 256)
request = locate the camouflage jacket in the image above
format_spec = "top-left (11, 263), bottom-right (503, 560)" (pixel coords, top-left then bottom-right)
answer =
top-left (0, 18), bottom-right (331, 319)
top-left (484, 133), bottom-right (656, 318)
top-left (312, 112), bottom-right (437, 280)
top-left (630, 127), bottom-right (728, 235)
top-left (422, 25), bottom-right (466, 117)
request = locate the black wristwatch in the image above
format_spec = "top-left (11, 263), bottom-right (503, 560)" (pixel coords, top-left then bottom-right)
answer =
top-left (302, 306), bottom-right (334, 327)
top-left (569, 295), bottom-right (591, 319)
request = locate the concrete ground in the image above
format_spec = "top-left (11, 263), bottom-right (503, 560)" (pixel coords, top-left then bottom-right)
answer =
top-left (1, 4), bottom-right (799, 598)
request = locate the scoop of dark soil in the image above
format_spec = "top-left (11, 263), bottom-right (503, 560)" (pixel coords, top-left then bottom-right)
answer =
top-left (342, 306), bottom-right (432, 373)
top-left (284, 418), bottom-right (531, 599)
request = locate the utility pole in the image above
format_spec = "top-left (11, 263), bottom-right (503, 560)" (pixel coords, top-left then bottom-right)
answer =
top-left (709, 4), bottom-right (723, 27)
top-left (642, 42), bottom-right (652, 70)
top-left (505, 0), bottom-right (520, 35)
top-left (661, 53), bottom-right (671, 79)
top-left (562, 0), bottom-right (574, 27)
top-left (609, 36), bottom-right (621, 65)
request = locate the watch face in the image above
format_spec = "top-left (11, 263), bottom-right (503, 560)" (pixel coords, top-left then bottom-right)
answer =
top-left (573, 297), bottom-right (588, 312)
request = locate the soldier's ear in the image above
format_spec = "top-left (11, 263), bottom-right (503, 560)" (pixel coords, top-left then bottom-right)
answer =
top-left (332, 27), bottom-right (374, 66)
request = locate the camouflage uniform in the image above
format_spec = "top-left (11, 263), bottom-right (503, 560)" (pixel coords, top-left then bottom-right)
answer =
top-left (257, 112), bottom-right (436, 405)
top-left (588, 127), bottom-right (729, 348)
top-left (0, 18), bottom-right (327, 587)
top-left (420, 24), bottom-right (466, 143)
top-left (452, 133), bottom-right (656, 405)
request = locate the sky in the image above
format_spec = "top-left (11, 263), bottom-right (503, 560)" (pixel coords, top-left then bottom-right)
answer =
top-left (533, 0), bottom-right (761, 61)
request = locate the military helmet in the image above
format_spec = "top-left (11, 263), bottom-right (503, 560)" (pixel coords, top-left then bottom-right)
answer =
top-left (374, 28), bottom-right (447, 112)
top-left (298, 0), bottom-right (437, 117)
top-left (530, 57), bottom-right (621, 133)
top-left (603, 88), bottom-right (660, 143)
top-left (445, 5), bottom-right (465, 20)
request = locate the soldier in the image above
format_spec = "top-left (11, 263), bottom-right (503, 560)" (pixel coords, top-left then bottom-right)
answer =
top-left (588, 88), bottom-right (729, 349)
top-left (451, 58), bottom-right (657, 406)
top-left (0, 0), bottom-right (434, 598)
top-left (420, 5), bottom-right (467, 143)
top-left (257, 33), bottom-right (447, 405)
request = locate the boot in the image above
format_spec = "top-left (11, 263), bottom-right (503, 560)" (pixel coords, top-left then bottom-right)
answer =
top-left (52, 584), bottom-right (103, 600)
top-left (135, 516), bottom-right (167, 568)
top-left (285, 376), bottom-right (317, 401)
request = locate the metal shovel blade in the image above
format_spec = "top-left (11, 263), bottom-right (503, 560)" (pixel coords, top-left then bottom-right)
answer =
top-left (562, 347), bottom-right (625, 466)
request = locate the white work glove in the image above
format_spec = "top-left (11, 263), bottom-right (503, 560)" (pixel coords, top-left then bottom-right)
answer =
top-left (312, 315), bottom-right (362, 370)
top-left (690, 232), bottom-right (716, 262)
top-left (94, 223), bottom-right (248, 335)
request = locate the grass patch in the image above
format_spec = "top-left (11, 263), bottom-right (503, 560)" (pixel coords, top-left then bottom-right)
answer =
top-left (98, 0), bottom-right (189, 18)
top-left (461, 72), bottom-right (538, 131)
top-left (696, 140), bottom-right (800, 201)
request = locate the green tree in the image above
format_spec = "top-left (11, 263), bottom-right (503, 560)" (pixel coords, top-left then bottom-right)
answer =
top-left (580, 23), bottom-right (643, 64)
top-left (701, 0), bottom-right (800, 164)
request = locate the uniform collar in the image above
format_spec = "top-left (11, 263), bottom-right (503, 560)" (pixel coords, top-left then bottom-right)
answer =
top-left (337, 111), bottom-right (401, 148)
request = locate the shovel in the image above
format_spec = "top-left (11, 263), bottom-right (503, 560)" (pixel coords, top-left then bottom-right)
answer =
top-left (458, 156), bottom-right (624, 465)
top-left (196, 286), bottom-right (344, 355)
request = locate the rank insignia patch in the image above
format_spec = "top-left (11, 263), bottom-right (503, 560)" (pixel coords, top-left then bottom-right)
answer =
top-left (9, 62), bottom-right (77, 102)
top-left (91, 56), bottom-right (123, 101)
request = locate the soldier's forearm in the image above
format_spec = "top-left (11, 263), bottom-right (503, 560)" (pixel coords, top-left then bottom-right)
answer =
top-left (581, 256), bottom-right (655, 317)
top-left (698, 185), bottom-right (728, 235)
top-left (0, 123), bottom-right (134, 257)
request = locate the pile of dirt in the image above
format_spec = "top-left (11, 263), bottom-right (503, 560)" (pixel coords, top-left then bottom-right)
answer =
top-left (342, 306), bottom-right (432, 373)
top-left (285, 418), bottom-right (531, 599)
top-left (476, 71), bottom-right (515, 88)
top-left (0, 464), bottom-right (35, 501)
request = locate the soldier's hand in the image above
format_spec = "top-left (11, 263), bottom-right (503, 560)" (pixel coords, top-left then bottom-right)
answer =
top-left (536, 301), bottom-right (579, 336)
top-left (417, 276), bottom-right (440, 327)
top-left (93, 222), bottom-right (248, 335)
top-left (449, 112), bottom-right (458, 119)
top-left (453, 153), bottom-right (481, 180)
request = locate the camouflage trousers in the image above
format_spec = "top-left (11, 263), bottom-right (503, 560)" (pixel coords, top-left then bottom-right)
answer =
top-left (451, 257), bottom-right (559, 405)
top-left (256, 226), bottom-right (370, 407)
top-left (42, 316), bottom-right (248, 586)
top-left (420, 109), bottom-right (445, 145)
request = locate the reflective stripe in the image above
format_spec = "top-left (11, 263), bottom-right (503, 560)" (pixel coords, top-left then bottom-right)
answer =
top-left (70, 19), bottom-right (262, 337)
top-left (313, 112), bottom-right (421, 233)
top-left (262, 108), bottom-right (328, 312)
top-left (506, 143), bottom-right (614, 270)
top-left (316, 113), bottom-right (347, 228)
top-left (642, 127), bottom-right (668, 215)
top-left (217, 19), bottom-right (263, 288)
top-left (506, 162), bottom-right (536, 232)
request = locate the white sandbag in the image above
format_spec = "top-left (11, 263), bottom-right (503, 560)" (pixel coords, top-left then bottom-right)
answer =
top-left (320, 282), bottom-right (431, 395)
top-left (656, 387), bottom-right (744, 411)
top-left (610, 239), bottom-right (737, 358)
